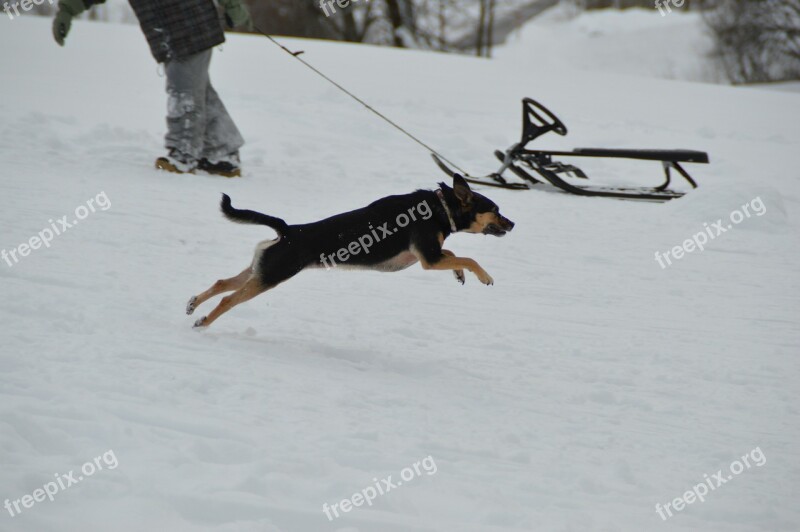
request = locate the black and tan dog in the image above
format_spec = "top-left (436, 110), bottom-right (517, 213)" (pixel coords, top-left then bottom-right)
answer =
top-left (188, 175), bottom-right (514, 328)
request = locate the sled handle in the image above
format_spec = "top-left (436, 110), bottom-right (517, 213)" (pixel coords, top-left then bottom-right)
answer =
top-left (521, 97), bottom-right (568, 146)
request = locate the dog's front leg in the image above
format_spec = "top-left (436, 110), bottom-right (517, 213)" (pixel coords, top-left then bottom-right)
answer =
top-left (441, 249), bottom-right (465, 285)
top-left (418, 253), bottom-right (494, 286)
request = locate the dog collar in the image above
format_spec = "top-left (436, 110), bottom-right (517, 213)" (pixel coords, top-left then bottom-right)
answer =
top-left (436, 189), bottom-right (458, 233)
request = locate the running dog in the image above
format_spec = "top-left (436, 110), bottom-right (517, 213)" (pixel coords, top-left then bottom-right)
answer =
top-left (187, 175), bottom-right (514, 328)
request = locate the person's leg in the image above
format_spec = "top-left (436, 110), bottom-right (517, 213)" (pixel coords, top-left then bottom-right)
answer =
top-left (196, 50), bottom-right (245, 177)
top-left (161, 49), bottom-right (213, 170)
top-left (201, 82), bottom-right (245, 164)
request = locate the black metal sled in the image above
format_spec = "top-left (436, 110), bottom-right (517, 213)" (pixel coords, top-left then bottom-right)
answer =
top-left (433, 98), bottom-right (710, 202)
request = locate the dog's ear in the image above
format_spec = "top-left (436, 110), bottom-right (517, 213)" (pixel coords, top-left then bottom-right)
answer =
top-left (453, 174), bottom-right (473, 209)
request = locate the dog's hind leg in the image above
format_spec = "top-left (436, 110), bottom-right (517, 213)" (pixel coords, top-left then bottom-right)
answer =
top-left (193, 276), bottom-right (269, 328)
top-left (187, 267), bottom-right (251, 315)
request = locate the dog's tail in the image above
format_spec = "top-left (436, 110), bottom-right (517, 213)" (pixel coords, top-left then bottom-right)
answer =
top-left (220, 194), bottom-right (288, 236)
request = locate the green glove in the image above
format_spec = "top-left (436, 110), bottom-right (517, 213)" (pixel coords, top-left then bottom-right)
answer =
top-left (52, 0), bottom-right (87, 46)
top-left (219, 0), bottom-right (253, 31)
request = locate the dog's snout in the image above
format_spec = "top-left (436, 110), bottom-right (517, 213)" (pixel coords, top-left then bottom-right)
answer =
top-left (502, 217), bottom-right (515, 231)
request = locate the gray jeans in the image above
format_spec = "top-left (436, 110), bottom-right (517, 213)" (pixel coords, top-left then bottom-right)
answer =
top-left (164, 48), bottom-right (244, 163)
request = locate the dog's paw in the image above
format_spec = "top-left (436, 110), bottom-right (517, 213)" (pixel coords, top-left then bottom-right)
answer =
top-left (453, 269), bottom-right (465, 285)
top-left (186, 296), bottom-right (198, 315)
top-left (193, 316), bottom-right (208, 329)
top-left (476, 271), bottom-right (494, 286)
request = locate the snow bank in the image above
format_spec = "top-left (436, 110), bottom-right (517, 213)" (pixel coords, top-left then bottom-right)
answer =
top-left (496, 5), bottom-right (725, 84)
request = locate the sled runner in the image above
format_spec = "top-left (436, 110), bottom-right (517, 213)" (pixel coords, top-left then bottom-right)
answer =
top-left (433, 98), bottom-right (710, 202)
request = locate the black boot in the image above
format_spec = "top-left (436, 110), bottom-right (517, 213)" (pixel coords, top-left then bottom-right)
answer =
top-left (198, 152), bottom-right (242, 178)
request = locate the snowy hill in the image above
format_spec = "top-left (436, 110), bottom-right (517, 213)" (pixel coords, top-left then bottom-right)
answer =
top-left (1, 16), bottom-right (799, 532)
top-left (496, 5), bottom-right (724, 84)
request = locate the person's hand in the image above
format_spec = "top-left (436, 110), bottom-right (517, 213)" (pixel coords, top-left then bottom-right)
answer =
top-left (52, 0), bottom-right (87, 46)
top-left (52, 7), bottom-right (73, 46)
top-left (220, 0), bottom-right (253, 31)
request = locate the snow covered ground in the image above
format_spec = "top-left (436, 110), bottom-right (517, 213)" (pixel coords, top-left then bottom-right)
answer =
top-left (496, 5), bottom-right (725, 84)
top-left (1, 15), bottom-right (799, 532)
